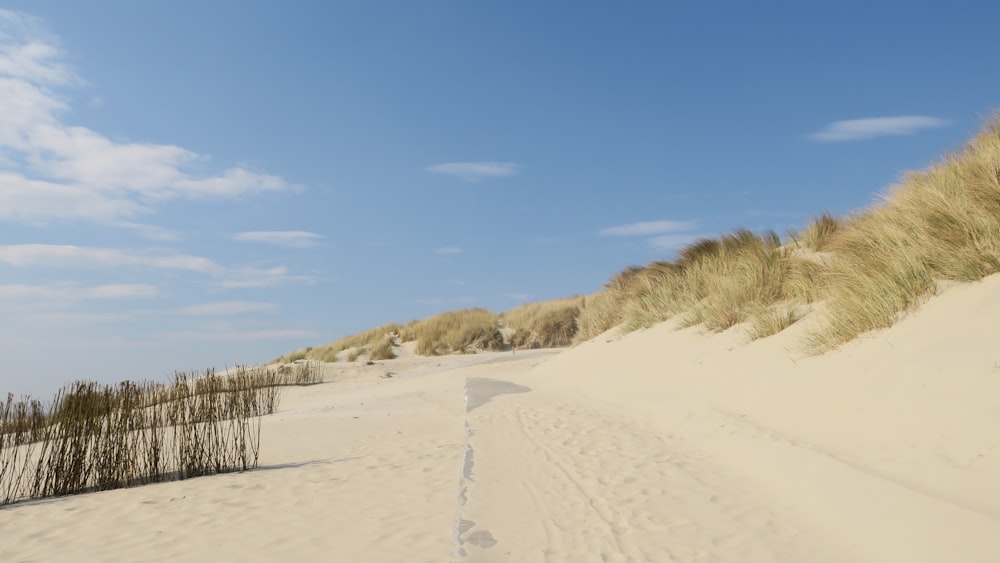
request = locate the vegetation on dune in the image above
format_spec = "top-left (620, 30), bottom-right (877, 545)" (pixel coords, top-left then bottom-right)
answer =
top-left (577, 113), bottom-right (1000, 351)
top-left (277, 114), bottom-right (1000, 359)
top-left (0, 362), bottom-right (321, 507)
top-left (275, 323), bottom-right (409, 364)
top-left (814, 115), bottom-right (1000, 350)
top-left (574, 229), bottom-right (824, 343)
top-left (276, 297), bottom-right (588, 365)
top-left (412, 308), bottom-right (504, 355)
top-left (503, 296), bottom-right (585, 349)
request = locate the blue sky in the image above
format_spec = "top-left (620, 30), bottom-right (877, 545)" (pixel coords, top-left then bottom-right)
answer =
top-left (1, 1), bottom-right (997, 396)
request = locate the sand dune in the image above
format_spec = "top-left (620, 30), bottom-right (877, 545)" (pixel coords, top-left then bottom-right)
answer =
top-left (3, 275), bottom-right (1000, 562)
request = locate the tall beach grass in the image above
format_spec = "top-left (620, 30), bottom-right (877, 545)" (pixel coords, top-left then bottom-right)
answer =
top-left (576, 113), bottom-right (1000, 351)
top-left (0, 362), bottom-right (320, 507)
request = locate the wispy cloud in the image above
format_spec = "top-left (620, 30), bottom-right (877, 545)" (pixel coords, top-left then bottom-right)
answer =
top-left (599, 220), bottom-right (697, 237)
top-left (599, 219), bottom-right (702, 253)
top-left (426, 162), bottom-right (519, 181)
top-left (0, 10), bottom-right (297, 226)
top-left (180, 301), bottom-right (279, 315)
top-left (0, 244), bottom-right (224, 274)
top-left (120, 222), bottom-right (181, 241)
top-left (434, 246), bottom-right (463, 255)
top-left (156, 329), bottom-right (318, 342)
top-left (0, 11), bottom-right (76, 85)
top-left (218, 266), bottom-right (315, 289)
top-left (415, 296), bottom-right (479, 306)
top-left (808, 116), bottom-right (950, 142)
top-left (0, 244), bottom-right (314, 288)
top-left (0, 283), bottom-right (158, 303)
top-left (648, 234), bottom-right (702, 252)
top-left (231, 230), bottom-right (325, 248)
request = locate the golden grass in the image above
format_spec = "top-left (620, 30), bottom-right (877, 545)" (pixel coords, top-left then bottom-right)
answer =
top-left (746, 303), bottom-right (804, 341)
top-left (796, 212), bottom-right (842, 252)
top-left (812, 114), bottom-right (1000, 350)
top-left (279, 116), bottom-right (1000, 361)
top-left (274, 310), bottom-right (504, 363)
top-left (274, 322), bottom-right (408, 364)
top-left (503, 296), bottom-right (585, 349)
top-left (412, 308), bottom-right (503, 355)
top-left (574, 267), bottom-right (646, 342)
top-left (579, 112), bottom-right (1000, 351)
top-left (582, 230), bottom-right (811, 341)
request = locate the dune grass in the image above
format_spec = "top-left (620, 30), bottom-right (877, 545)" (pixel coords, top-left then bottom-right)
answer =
top-left (811, 115), bottom-right (1000, 350)
top-left (276, 297), bottom-right (590, 364)
top-left (280, 116), bottom-right (1000, 362)
top-left (575, 230), bottom-right (824, 343)
top-left (503, 296), bottom-right (585, 349)
top-left (412, 308), bottom-right (504, 355)
top-left (0, 363), bottom-right (318, 507)
top-left (275, 323), bottom-right (408, 363)
top-left (576, 112), bottom-right (1000, 351)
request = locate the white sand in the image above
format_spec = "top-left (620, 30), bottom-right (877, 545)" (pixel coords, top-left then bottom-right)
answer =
top-left (3, 275), bottom-right (1000, 562)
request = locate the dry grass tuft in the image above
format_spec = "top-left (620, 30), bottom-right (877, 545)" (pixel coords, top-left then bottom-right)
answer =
top-left (412, 308), bottom-right (503, 355)
top-left (504, 296), bottom-right (584, 349)
top-left (797, 212), bottom-right (842, 252)
top-left (746, 304), bottom-right (804, 341)
top-left (274, 323), bottom-right (408, 364)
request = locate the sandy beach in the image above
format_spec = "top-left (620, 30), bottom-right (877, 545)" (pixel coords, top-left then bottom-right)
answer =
top-left (4, 275), bottom-right (1000, 562)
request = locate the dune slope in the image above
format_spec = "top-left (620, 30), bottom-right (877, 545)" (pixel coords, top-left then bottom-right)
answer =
top-left (3, 276), bottom-right (998, 562)
top-left (461, 273), bottom-right (1000, 562)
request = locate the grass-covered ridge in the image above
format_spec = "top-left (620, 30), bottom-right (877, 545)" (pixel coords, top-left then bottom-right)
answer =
top-left (578, 113), bottom-right (1000, 350)
top-left (279, 114), bottom-right (999, 359)
top-left (276, 300), bottom-right (588, 364)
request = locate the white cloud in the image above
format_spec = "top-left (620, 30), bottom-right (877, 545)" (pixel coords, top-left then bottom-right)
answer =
top-left (120, 222), bottom-right (181, 241)
top-left (0, 172), bottom-right (147, 224)
top-left (30, 311), bottom-right (134, 326)
top-left (0, 11), bottom-right (297, 226)
top-left (0, 283), bottom-right (158, 302)
top-left (648, 234), bottom-right (702, 252)
top-left (426, 162), bottom-right (519, 181)
top-left (599, 220), bottom-right (697, 237)
top-left (415, 296), bottom-right (478, 306)
top-left (157, 329), bottom-right (317, 342)
top-left (218, 266), bottom-right (315, 289)
top-left (0, 244), bottom-right (224, 274)
top-left (0, 249), bottom-right (319, 290)
top-left (180, 301), bottom-right (279, 315)
top-left (434, 246), bottom-right (462, 255)
top-left (231, 230), bottom-right (325, 248)
top-left (808, 116), bottom-right (950, 142)
top-left (0, 244), bottom-right (314, 288)
top-left (0, 10), bottom-right (76, 85)
top-left (598, 219), bottom-right (703, 254)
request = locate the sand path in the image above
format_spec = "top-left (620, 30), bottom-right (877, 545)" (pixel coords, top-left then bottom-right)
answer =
top-left (458, 377), bottom-right (841, 563)
top-left (0, 350), bottom-right (555, 563)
